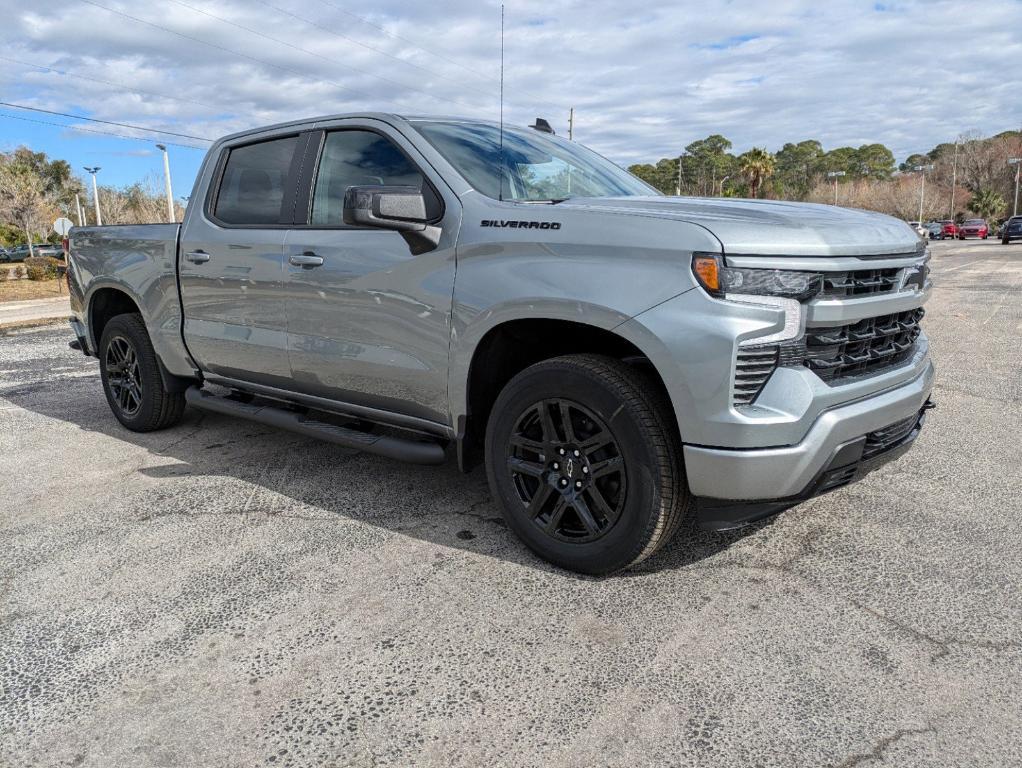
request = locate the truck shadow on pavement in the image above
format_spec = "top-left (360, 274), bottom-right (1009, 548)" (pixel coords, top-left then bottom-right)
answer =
top-left (7, 368), bottom-right (767, 578)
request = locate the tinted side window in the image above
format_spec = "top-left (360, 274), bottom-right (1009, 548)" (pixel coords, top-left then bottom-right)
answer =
top-left (214, 136), bottom-right (299, 225)
top-left (311, 131), bottom-right (424, 226)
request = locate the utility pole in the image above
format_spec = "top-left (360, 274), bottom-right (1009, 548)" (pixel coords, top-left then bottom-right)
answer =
top-left (827, 171), bottom-right (846, 205)
top-left (83, 167), bottom-right (102, 226)
top-left (676, 156), bottom-right (683, 196)
top-left (74, 193), bottom-right (84, 226)
top-left (156, 144), bottom-right (175, 222)
top-left (567, 107), bottom-right (574, 140)
top-left (949, 138), bottom-right (959, 222)
top-left (913, 165), bottom-right (932, 224)
top-left (1010, 158), bottom-right (1021, 217)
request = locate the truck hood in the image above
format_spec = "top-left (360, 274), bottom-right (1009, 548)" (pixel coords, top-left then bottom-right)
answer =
top-left (557, 196), bottom-right (923, 257)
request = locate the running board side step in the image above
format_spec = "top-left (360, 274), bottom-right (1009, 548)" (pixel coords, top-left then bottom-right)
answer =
top-left (184, 386), bottom-right (446, 465)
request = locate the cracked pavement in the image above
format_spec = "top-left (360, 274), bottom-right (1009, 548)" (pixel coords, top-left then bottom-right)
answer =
top-left (1, 240), bottom-right (1020, 767)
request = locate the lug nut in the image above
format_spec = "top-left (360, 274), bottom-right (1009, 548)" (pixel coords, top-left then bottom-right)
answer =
top-left (560, 478), bottom-right (568, 487)
top-left (559, 448), bottom-right (566, 455)
top-left (575, 480), bottom-right (582, 488)
top-left (573, 449), bottom-right (580, 457)
top-left (552, 462), bottom-right (559, 470)
top-left (582, 466), bottom-right (589, 474)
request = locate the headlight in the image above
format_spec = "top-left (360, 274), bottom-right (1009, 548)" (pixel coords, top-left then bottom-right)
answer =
top-left (692, 252), bottom-right (818, 344)
top-left (691, 253), bottom-right (821, 300)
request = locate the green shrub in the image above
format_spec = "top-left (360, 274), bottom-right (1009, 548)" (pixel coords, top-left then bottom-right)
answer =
top-left (24, 256), bottom-right (61, 281)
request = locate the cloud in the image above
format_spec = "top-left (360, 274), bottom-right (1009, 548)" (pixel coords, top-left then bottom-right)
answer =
top-left (1, 0), bottom-right (1020, 179)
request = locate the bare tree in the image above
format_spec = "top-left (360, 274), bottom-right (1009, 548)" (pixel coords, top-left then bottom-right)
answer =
top-left (97, 175), bottom-right (185, 225)
top-left (0, 158), bottom-right (55, 256)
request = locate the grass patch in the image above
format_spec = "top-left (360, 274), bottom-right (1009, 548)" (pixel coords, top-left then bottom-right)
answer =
top-left (0, 277), bottom-right (67, 302)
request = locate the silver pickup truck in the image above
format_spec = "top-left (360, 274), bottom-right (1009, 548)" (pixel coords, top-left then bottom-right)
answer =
top-left (67, 113), bottom-right (934, 574)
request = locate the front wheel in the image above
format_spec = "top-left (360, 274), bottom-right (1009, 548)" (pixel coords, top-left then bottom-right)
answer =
top-left (99, 313), bottom-right (185, 432)
top-left (485, 355), bottom-right (689, 575)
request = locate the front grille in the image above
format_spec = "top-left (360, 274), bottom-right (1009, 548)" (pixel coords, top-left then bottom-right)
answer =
top-left (733, 346), bottom-right (779, 405)
top-left (820, 267), bottom-right (901, 298)
top-left (804, 308), bottom-right (924, 382)
top-left (862, 413), bottom-right (920, 459)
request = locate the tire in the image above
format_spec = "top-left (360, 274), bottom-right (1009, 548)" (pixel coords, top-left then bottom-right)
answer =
top-left (1005, 239), bottom-right (1011, 246)
top-left (99, 313), bottom-right (185, 432)
top-left (485, 354), bottom-right (689, 575)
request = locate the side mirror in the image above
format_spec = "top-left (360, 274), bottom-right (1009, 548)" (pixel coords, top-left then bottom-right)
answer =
top-left (343, 185), bottom-right (429, 231)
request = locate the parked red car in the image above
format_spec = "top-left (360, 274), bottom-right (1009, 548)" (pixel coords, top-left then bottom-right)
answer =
top-left (939, 220), bottom-right (959, 239)
top-left (958, 219), bottom-right (989, 239)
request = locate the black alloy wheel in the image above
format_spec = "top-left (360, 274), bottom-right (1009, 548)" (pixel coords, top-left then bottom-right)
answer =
top-left (506, 398), bottom-right (627, 544)
top-left (104, 335), bottom-right (143, 417)
top-left (99, 313), bottom-right (185, 432)
top-left (485, 354), bottom-right (689, 575)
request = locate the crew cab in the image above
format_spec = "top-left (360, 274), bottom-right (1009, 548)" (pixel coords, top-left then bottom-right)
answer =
top-left (66, 113), bottom-right (934, 574)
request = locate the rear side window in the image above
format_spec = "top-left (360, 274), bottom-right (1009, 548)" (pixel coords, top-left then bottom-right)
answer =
top-left (214, 136), bottom-right (299, 225)
top-left (310, 131), bottom-right (423, 226)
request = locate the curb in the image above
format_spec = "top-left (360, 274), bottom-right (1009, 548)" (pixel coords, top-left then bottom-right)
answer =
top-left (0, 317), bottom-right (68, 334)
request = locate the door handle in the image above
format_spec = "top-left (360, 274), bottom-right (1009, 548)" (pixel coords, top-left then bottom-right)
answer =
top-left (289, 251), bottom-right (324, 267)
top-left (185, 251), bottom-right (210, 264)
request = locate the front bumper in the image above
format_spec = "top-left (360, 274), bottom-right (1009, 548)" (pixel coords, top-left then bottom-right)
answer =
top-left (686, 361), bottom-right (934, 529)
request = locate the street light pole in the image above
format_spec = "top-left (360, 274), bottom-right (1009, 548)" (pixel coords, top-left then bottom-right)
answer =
top-left (83, 167), bottom-right (102, 226)
top-left (156, 144), bottom-right (175, 222)
top-left (826, 171), bottom-right (846, 205)
top-left (913, 164), bottom-right (932, 224)
top-left (74, 193), bottom-right (84, 226)
top-left (1010, 158), bottom-right (1021, 218)
top-left (949, 139), bottom-right (959, 222)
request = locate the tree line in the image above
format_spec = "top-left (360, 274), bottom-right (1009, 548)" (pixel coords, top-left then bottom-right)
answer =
top-left (628, 129), bottom-right (1022, 224)
top-left (0, 147), bottom-right (183, 256)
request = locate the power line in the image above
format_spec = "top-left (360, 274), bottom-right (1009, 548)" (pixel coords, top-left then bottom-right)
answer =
top-left (253, 0), bottom-right (494, 99)
top-left (78, 0), bottom-right (375, 105)
top-left (0, 55), bottom-right (224, 112)
top-left (163, 0), bottom-right (483, 111)
top-left (309, 0), bottom-right (565, 114)
top-left (310, 0), bottom-right (489, 79)
top-left (0, 101), bottom-right (212, 141)
top-left (0, 112), bottom-right (207, 149)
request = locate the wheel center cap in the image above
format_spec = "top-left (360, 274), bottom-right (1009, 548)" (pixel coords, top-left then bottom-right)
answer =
top-left (565, 457), bottom-right (575, 477)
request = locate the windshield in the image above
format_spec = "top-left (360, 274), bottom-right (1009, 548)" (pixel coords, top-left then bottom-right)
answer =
top-left (964, 219), bottom-right (984, 225)
top-left (411, 120), bottom-right (658, 202)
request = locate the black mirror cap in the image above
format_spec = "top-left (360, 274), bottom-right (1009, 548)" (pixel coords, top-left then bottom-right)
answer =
top-left (342, 185), bottom-right (430, 230)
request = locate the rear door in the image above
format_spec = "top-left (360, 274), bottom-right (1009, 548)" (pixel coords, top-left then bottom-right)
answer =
top-left (282, 121), bottom-right (460, 425)
top-left (179, 132), bottom-right (309, 386)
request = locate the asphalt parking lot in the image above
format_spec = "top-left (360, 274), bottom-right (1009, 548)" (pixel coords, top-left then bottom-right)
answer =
top-left (2, 239), bottom-right (1020, 767)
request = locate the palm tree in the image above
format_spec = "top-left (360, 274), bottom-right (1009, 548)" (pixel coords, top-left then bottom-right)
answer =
top-left (739, 148), bottom-right (776, 199)
top-left (968, 188), bottom-right (1006, 225)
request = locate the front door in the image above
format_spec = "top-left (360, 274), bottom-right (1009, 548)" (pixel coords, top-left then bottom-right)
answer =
top-left (283, 126), bottom-right (459, 425)
top-left (179, 133), bottom-right (305, 387)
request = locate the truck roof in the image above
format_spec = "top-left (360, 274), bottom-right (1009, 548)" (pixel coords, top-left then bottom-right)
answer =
top-left (216, 113), bottom-right (502, 144)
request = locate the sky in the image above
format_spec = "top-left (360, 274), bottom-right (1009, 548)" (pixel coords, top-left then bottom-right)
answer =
top-left (1, 0), bottom-right (1020, 195)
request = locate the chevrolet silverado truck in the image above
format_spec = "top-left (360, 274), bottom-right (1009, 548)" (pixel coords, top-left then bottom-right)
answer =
top-left (66, 114), bottom-right (934, 574)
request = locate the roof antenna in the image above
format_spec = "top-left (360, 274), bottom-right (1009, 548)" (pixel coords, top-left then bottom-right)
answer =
top-left (498, 3), bottom-right (505, 202)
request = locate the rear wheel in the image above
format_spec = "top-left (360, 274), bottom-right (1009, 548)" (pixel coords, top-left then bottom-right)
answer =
top-left (99, 313), bottom-right (185, 432)
top-left (485, 354), bottom-right (689, 575)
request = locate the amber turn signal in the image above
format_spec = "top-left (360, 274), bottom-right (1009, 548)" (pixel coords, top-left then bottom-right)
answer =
top-left (692, 253), bottom-right (721, 295)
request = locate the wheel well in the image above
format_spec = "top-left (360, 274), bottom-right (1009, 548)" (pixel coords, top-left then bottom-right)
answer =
top-left (460, 319), bottom-right (675, 471)
top-left (89, 288), bottom-right (141, 348)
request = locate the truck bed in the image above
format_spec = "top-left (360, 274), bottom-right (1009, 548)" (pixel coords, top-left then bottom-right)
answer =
top-left (68, 223), bottom-right (188, 377)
